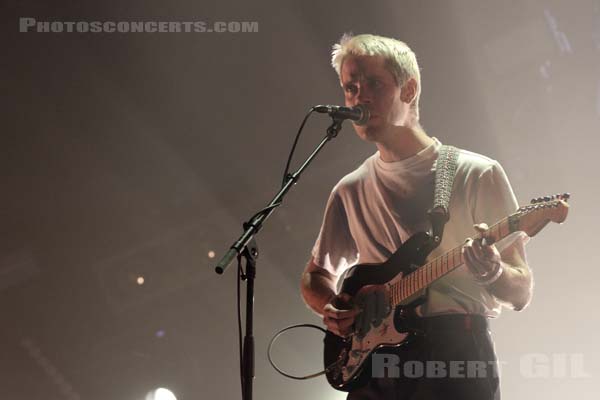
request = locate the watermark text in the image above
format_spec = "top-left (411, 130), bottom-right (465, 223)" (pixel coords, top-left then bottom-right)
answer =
top-left (19, 18), bottom-right (259, 34)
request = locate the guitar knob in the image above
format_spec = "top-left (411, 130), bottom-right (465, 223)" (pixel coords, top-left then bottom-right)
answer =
top-left (543, 196), bottom-right (551, 201)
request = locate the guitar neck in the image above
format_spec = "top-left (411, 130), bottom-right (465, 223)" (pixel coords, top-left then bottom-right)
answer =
top-left (389, 216), bottom-right (514, 307)
top-left (386, 195), bottom-right (569, 307)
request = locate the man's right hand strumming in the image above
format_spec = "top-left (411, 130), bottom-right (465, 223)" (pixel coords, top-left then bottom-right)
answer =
top-left (322, 293), bottom-right (359, 337)
top-left (301, 257), bottom-right (358, 337)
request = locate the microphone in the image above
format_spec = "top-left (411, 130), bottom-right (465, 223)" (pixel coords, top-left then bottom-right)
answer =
top-left (313, 104), bottom-right (370, 126)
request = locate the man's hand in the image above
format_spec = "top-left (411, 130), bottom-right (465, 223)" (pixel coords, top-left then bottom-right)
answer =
top-left (322, 293), bottom-right (359, 338)
top-left (463, 223), bottom-right (504, 285)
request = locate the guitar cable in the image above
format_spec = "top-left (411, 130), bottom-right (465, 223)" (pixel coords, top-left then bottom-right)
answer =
top-left (267, 323), bottom-right (337, 380)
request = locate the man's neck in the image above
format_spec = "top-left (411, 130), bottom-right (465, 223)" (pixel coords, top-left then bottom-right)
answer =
top-left (375, 124), bottom-right (435, 162)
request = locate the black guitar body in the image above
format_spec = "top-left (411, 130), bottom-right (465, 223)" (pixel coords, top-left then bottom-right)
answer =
top-left (323, 232), bottom-right (435, 392)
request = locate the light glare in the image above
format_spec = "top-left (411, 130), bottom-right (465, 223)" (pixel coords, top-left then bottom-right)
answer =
top-left (145, 387), bottom-right (177, 400)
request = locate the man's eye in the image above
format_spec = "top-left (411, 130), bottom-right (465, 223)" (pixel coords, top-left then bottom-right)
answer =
top-left (344, 85), bottom-right (357, 94)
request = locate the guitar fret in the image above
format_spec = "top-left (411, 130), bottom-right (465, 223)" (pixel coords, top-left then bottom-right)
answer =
top-left (401, 279), bottom-right (406, 302)
top-left (415, 270), bottom-right (419, 292)
top-left (414, 271), bottom-right (418, 293)
top-left (440, 254), bottom-right (444, 275)
top-left (400, 281), bottom-right (404, 302)
top-left (440, 255), bottom-right (448, 276)
top-left (429, 262), bottom-right (434, 282)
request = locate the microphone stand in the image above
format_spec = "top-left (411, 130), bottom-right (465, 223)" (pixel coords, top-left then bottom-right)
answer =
top-left (215, 117), bottom-right (344, 400)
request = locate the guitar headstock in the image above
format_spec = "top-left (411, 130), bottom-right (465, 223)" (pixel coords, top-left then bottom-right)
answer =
top-left (511, 193), bottom-right (570, 237)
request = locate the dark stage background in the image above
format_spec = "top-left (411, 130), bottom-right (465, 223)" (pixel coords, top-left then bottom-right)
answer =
top-left (2, 1), bottom-right (599, 399)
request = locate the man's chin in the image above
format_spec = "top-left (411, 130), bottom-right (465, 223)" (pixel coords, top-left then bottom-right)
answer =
top-left (354, 126), bottom-right (381, 142)
top-left (354, 124), bottom-right (381, 142)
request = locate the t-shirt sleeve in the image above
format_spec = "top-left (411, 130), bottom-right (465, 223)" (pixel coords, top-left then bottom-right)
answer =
top-left (311, 188), bottom-right (359, 277)
top-left (473, 161), bottom-right (530, 259)
top-left (473, 161), bottom-right (518, 226)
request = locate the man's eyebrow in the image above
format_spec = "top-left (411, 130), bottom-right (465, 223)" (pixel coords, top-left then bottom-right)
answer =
top-left (342, 75), bottom-right (358, 83)
top-left (342, 71), bottom-right (387, 84)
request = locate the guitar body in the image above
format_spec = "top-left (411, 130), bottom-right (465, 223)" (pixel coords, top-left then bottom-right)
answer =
top-left (321, 194), bottom-right (570, 392)
top-left (323, 232), bottom-right (434, 392)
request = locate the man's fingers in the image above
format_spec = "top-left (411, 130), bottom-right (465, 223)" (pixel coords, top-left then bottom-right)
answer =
top-left (470, 236), bottom-right (500, 261)
top-left (326, 307), bottom-right (359, 319)
top-left (463, 245), bottom-right (486, 275)
top-left (324, 313), bottom-right (355, 337)
top-left (471, 239), bottom-right (486, 259)
top-left (473, 223), bottom-right (489, 233)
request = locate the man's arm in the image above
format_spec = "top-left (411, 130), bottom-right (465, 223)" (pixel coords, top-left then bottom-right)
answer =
top-left (467, 162), bottom-right (534, 311)
top-left (300, 257), bottom-right (337, 316)
top-left (464, 225), bottom-right (533, 311)
top-left (488, 242), bottom-right (533, 311)
top-left (300, 257), bottom-right (358, 337)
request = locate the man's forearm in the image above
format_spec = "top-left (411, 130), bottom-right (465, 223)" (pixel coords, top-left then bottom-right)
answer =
top-left (488, 261), bottom-right (533, 311)
top-left (300, 271), bottom-right (337, 316)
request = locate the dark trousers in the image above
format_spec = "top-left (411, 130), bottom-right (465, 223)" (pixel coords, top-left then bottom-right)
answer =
top-left (347, 315), bottom-right (500, 400)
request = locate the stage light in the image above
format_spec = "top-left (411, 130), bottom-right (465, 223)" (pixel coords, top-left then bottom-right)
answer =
top-left (145, 387), bottom-right (177, 400)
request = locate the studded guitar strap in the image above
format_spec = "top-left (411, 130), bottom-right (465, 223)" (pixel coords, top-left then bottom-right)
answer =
top-left (428, 145), bottom-right (460, 248)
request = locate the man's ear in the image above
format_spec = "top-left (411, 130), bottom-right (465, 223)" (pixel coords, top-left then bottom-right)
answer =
top-left (401, 78), bottom-right (418, 104)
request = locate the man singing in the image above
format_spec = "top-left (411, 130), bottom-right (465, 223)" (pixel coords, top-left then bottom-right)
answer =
top-left (300, 33), bottom-right (533, 399)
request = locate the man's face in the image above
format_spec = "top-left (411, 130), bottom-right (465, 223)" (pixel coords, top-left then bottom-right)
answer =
top-left (340, 55), bottom-right (413, 141)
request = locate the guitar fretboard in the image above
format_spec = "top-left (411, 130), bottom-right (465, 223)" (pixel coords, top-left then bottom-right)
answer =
top-left (389, 215), bottom-right (514, 307)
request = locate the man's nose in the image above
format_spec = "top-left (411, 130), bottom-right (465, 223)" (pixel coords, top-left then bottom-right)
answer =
top-left (357, 84), bottom-right (373, 104)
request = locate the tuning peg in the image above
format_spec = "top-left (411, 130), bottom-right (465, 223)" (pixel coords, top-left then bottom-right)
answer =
top-left (543, 196), bottom-right (552, 202)
top-left (562, 192), bottom-right (570, 200)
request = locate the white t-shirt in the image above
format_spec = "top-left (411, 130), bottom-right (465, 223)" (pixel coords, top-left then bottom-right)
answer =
top-left (311, 138), bottom-right (529, 318)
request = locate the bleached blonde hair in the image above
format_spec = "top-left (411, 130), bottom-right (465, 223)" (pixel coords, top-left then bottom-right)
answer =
top-left (331, 33), bottom-right (422, 119)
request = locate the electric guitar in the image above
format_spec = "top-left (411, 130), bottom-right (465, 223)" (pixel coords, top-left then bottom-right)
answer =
top-left (323, 194), bottom-right (570, 392)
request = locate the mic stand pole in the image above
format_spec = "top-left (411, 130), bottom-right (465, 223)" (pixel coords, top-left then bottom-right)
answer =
top-left (214, 118), bottom-right (344, 400)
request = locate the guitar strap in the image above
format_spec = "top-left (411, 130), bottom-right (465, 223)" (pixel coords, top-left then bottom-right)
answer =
top-left (428, 144), bottom-right (460, 249)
